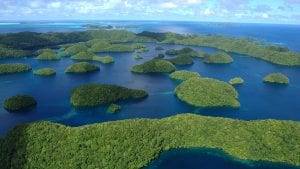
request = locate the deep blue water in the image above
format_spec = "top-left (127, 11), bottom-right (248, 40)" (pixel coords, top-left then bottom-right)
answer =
top-left (0, 21), bottom-right (299, 168)
top-left (146, 149), bottom-right (300, 169)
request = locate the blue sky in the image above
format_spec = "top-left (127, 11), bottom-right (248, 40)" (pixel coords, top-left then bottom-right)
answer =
top-left (1, 0), bottom-right (300, 24)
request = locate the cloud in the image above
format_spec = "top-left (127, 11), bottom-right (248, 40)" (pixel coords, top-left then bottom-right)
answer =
top-left (161, 2), bottom-right (178, 9)
top-left (261, 13), bottom-right (269, 19)
top-left (203, 8), bottom-right (214, 16)
top-left (49, 2), bottom-right (61, 8)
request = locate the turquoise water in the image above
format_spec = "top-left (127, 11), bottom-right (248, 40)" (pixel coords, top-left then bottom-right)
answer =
top-left (0, 21), bottom-right (299, 168)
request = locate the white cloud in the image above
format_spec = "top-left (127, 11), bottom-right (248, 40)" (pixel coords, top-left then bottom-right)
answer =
top-left (49, 2), bottom-right (61, 8)
top-left (186, 0), bottom-right (203, 4)
top-left (161, 2), bottom-right (178, 9)
top-left (262, 13), bottom-right (269, 18)
top-left (203, 8), bottom-right (214, 16)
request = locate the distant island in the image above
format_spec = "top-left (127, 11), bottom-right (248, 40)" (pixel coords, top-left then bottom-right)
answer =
top-left (263, 73), bottom-right (289, 84)
top-left (0, 30), bottom-right (299, 66)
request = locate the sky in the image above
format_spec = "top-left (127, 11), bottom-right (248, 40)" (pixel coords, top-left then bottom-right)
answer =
top-left (0, 0), bottom-right (300, 24)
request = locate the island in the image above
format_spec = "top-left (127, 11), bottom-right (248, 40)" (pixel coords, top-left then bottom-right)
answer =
top-left (131, 42), bottom-right (149, 53)
top-left (169, 70), bottom-right (200, 81)
top-left (3, 94), bottom-right (37, 112)
top-left (175, 77), bottom-right (240, 107)
top-left (131, 58), bottom-right (176, 73)
top-left (263, 73), bottom-right (289, 84)
top-left (107, 103), bottom-right (121, 113)
top-left (0, 63), bottom-right (32, 75)
top-left (65, 62), bottom-right (100, 73)
top-left (88, 40), bottom-right (134, 53)
top-left (0, 113), bottom-right (299, 168)
top-left (60, 43), bottom-right (88, 57)
top-left (36, 49), bottom-right (60, 60)
top-left (155, 46), bottom-right (164, 50)
top-left (34, 68), bottom-right (56, 76)
top-left (167, 55), bottom-right (194, 65)
top-left (71, 51), bottom-right (114, 64)
top-left (1, 30), bottom-right (300, 66)
top-left (70, 83), bottom-right (148, 106)
top-left (229, 77), bottom-right (244, 85)
top-left (133, 54), bottom-right (143, 59)
top-left (203, 52), bottom-right (233, 64)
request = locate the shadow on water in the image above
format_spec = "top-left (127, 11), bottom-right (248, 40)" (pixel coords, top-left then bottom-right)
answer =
top-left (146, 148), bottom-right (300, 169)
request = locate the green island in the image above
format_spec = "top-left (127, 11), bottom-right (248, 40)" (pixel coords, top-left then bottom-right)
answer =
top-left (175, 77), bottom-right (240, 107)
top-left (169, 70), bottom-right (200, 81)
top-left (70, 83), bottom-right (148, 106)
top-left (1, 30), bottom-right (300, 66)
top-left (131, 58), bottom-right (176, 73)
top-left (263, 73), bottom-right (289, 84)
top-left (203, 52), bottom-right (233, 64)
top-left (0, 113), bottom-right (299, 168)
top-left (36, 49), bottom-right (60, 60)
top-left (229, 77), bottom-right (244, 85)
top-left (88, 40), bottom-right (134, 53)
top-left (33, 68), bottom-right (56, 76)
top-left (107, 103), bottom-right (121, 113)
top-left (0, 63), bottom-right (32, 75)
top-left (0, 45), bottom-right (31, 59)
top-left (71, 51), bottom-right (114, 64)
top-left (155, 46), bottom-right (164, 50)
top-left (3, 95), bottom-right (37, 112)
top-left (133, 54), bottom-right (143, 59)
top-left (138, 31), bottom-right (300, 66)
top-left (60, 43), bottom-right (89, 57)
top-left (165, 47), bottom-right (204, 58)
top-left (65, 62), bottom-right (100, 73)
top-left (167, 54), bottom-right (194, 65)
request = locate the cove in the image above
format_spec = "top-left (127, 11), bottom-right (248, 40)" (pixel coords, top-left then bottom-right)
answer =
top-left (146, 149), bottom-right (300, 169)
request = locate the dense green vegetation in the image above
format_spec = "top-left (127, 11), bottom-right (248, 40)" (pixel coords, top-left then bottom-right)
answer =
top-left (0, 63), bottom-right (32, 75)
top-left (33, 68), bottom-right (56, 76)
top-left (3, 95), bottom-right (37, 112)
top-left (263, 73), bottom-right (289, 84)
top-left (166, 49), bottom-right (179, 55)
top-left (88, 40), bottom-right (134, 53)
top-left (0, 113), bottom-right (299, 169)
top-left (36, 49), bottom-right (60, 60)
top-left (2, 30), bottom-right (299, 65)
top-left (175, 77), bottom-right (240, 107)
top-left (203, 52), bottom-right (233, 64)
top-left (132, 43), bottom-right (146, 49)
top-left (0, 45), bottom-right (32, 59)
top-left (133, 54), bottom-right (143, 59)
top-left (71, 84), bottom-right (148, 107)
top-left (60, 43), bottom-right (88, 57)
top-left (131, 58), bottom-right (176, 73)
top-left (167, 54), bottom-right (194, 65)
top-left (65, 62), bottom-right (100, 73)
top-left (169, 70), bottom-right (200, 81)
top-left (107, 103), bottom-right (121, 113)
top-left (165, 47), bottom-right (204, 58)
top-left (71, 51), bottom-right (114, 64)
top-left (229, 77), bottom-right (244, 85)
top-left (137, 31), bottom-right (300, 66)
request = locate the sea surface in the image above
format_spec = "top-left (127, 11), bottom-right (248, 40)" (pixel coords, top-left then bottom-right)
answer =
top-left (0, 21), bottom-right (299, 169)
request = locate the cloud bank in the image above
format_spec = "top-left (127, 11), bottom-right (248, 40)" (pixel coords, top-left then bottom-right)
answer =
top-left (0, 0), bottom-right (299, 24)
